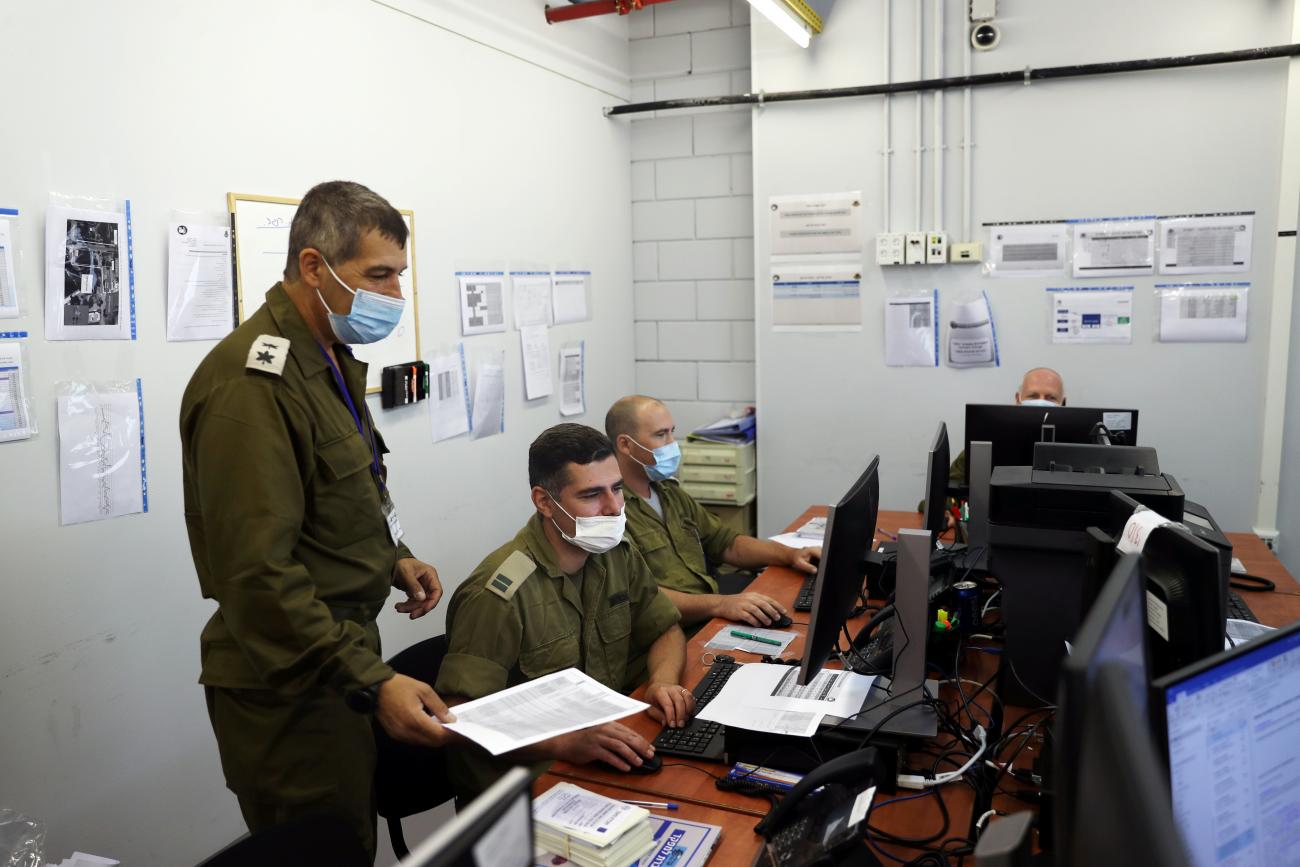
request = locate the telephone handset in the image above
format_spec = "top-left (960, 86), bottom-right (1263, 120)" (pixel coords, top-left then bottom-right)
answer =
top-left (753, 748), bottom-right (886, 867)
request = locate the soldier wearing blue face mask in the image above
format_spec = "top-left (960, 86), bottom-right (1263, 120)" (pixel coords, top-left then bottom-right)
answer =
top-left (180, 180), bottom-right (451, 860)
top-left (607, 395), bottom-right (820, 631)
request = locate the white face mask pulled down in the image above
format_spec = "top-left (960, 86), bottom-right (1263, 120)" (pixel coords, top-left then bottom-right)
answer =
top-left (550, 497), bottom-right (626, 554)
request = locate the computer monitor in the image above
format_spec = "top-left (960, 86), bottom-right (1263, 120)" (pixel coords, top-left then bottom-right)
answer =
top-left (964, 403), bottom-right (1139, 472)
top-left (921, 422), bottom-right (950, 538)
top-left (1152, 620), bottom-right (1300, 867)
top-left (1141, 524), bottom-right (1225, 678)
top-left (1060, 663), bottom-right (1190, 867)
top-left (799, 456), bottom-right (880, 686)
top-left (399, 767), bottom-right (533, 867)
top-left (1054, 551), bottom-right (1149, 858)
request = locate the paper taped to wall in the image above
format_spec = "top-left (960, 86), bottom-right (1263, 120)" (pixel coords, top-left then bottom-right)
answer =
top-left (167, 220), bottom-right (235, 341)
top-left (458, 272), bottom-right (507, 336)
top-left (947, 292), bottom-right (999, 368)
top-left (429, 345), bottom-right (471, 443)
top-left (1072, 219), bottom-right (1155, 278)
top-left (884, 290), bottom-right (939, 366)
top-left (769, 191), bottom-right (863, 256)
top-left (57, 381), bottom-right (148, 525)
top-left (985, 223), bottom-right (1069, 278)
top-left (1156, 282), bottom-right (1248, 343)
top-left (1157, 213), bottom-right (1253, 275)
top-left (770, 262), bottom-right (862, 331)
top-left (511, 272), bottom-right (552, 328)
top-left (1049, 287), bottom-right (1133, 345)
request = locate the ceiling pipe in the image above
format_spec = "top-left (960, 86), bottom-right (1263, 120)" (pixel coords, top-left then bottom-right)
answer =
top-left (544, 0), bottom-right (674, 24)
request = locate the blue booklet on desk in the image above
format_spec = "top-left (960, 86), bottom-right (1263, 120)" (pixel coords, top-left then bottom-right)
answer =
top-left (536, 815), bottom-right (721, 867)
top-left (690, 414), bottom-right (756, 444)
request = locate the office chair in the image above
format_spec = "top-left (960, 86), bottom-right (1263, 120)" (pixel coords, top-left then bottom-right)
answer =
top-left (374, 633), bottom-right (456, 859)
top-left (197, 812), bottom-right (369, 867)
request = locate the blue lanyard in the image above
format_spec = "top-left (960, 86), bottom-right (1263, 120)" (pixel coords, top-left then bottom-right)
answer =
top-left (318, 344), bottom-right (386, 491)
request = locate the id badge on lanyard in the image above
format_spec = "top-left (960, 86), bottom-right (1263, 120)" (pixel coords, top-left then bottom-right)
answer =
top-left (322, 346), bottom-right (404, 546)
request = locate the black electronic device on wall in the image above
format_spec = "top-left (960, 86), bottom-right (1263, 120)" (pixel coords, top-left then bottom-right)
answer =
top-left (381, 361), bottom-right (429, 409)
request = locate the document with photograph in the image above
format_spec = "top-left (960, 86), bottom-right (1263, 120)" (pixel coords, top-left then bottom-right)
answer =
top-left (45, 203), bottom-right (134, 340)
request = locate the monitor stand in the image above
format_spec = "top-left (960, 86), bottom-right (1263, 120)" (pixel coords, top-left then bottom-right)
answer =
top-left (965, 440), bottom-right (992, 573)
top-left (833, 528), bottom-right (939, 739)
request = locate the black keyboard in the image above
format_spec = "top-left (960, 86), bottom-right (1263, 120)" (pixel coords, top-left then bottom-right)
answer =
top-left (652, 656), bottom-right (740, 762)
top-left (1227, 589), bottom-right (1259, 624)
top-left (794, 575), bottom-right (817, 611)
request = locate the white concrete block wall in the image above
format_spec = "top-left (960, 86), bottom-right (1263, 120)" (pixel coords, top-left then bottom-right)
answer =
top-left (630, 0), bottom-right (753, 435)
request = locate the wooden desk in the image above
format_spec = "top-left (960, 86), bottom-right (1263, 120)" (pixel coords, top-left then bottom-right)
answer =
top-left (550, 508), bottom-right (1300, 864)
top-left (534, 774), bottom-right (764, 867)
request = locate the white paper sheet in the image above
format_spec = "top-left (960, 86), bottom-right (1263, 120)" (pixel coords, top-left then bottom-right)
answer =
top-left (520, 324), bottom-right (553, 400)
top-left (469, 352), bottom-right (505, 440)
top-left (559, 343), bottom-right (585, 417)
top-left (704, 626), bottom-right (798, 656)
top-left (458, 271), bottom-right (507, 336)
top-left (769, 191), bottom-right (863, 256)
top-left (1071, 220), bottom-right (1155, 278)
top-left (770, 532), bottom-right (813, 549)
top-left (947, 292), bottom-right (999, 368)
top-left (696, 662), bottom-right (874, 738)
top-left (1049, 287), bottom-right (1133, 345)
top-left (1157, 282), bottom-right (1249, 343)
top-left (511, 271), bottom-right (553, 328)
top-left (0, 217), bottom-right (18, 317)
top-left (444, 668), bottom-right (649, 755)
top-left (884, 290), bottom-right (939, 366)
top-left (532, 782), bottom-right (649, 847)
top-left (167, 221), bottom-right (234, 341)
top-left (552, 271), bottom-right (590, 324)
top-left (985, 223), bottom-right (1069, 278)
top-left (46, 204), bottom-right (133, 340)
top-left (771, 262), bottom-right (862, 331)
top-left (429, 346), bottom-right (471, 443)
top-left (57, 383), bottom-right (147, 525)
top-left (0, 342), bottom-right (33, 442)
top-left (1225, 618), bottom-right (1274, 650)
top-left (1158, 214), bottom-right (1253, 275)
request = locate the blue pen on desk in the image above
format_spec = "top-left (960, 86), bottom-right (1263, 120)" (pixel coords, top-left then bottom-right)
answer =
top-left (877, 528), bottom-right (898, 541)
top-left (621, 799), bottom-right (678, 810)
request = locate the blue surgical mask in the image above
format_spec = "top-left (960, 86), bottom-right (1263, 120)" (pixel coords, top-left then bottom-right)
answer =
top-left (1021, 398), bottom-right (1060, 408)
top-left (631, 438), bottom-right (681, 482)
top-left (316, 258), bottom-right (405, 345)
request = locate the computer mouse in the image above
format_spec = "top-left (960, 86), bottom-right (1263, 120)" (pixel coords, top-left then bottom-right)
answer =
top-left (771, 613), bottom-right (794, 629)
top-left (597, 753), bottom-right (662, 775)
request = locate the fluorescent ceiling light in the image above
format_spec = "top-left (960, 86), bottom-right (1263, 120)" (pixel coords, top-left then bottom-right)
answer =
top-left (746, 0), bottom-right (812, 48)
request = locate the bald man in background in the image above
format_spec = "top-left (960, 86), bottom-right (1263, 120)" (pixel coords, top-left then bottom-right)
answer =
top-left (944, 366), bottom-right (1067, 490)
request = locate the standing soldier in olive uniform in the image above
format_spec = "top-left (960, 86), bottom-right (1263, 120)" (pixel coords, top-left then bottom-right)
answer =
top-left (180, 181), bottom-right (453, 859)
top-left (435, 423), bottom-right (694, 802)
top-left (605, 395), bottom-right (821, 630)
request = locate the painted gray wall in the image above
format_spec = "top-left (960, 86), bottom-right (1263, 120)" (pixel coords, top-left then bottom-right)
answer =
top-left (1277, 197), bottom-right (1300, 574)
top-left (751, 0), bottom-right (1292, 535)
top-left (0, 1), bottom-right (633, 864)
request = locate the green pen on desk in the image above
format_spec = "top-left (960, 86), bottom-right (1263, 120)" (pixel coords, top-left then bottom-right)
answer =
top-left (731, 629), bottom-right (783, 646)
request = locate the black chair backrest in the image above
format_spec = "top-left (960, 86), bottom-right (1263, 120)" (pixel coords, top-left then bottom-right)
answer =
top-left (198, 812), bottom-right (369, 867)
top-left (374, 634), bottom-right (454, 820)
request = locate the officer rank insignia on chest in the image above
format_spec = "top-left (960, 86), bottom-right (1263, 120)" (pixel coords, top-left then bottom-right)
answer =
top-left (246, 334), bottom-right (290, 377)
top-left (487, 550), bottom-right (536, 601)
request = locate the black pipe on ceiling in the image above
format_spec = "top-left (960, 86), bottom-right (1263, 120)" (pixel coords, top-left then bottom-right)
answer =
top-left (605, 43), bottom-right (1300, 116)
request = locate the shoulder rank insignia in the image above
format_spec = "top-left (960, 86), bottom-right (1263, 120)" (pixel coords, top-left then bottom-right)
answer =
top-left (246, 334), bottom-right (290, 377)
top-left (486, 550), bottom-right (537, 601)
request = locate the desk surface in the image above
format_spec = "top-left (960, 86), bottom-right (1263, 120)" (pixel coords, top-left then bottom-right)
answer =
top-left (549, 508), bottom-right (1300, 865)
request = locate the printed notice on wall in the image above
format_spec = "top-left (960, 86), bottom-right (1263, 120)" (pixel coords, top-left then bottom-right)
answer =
top-left (884, 290), bottom-right (939, 367)
top-left (457, 271), bottom-right (507, 336)
top-left (769, 192), bottom-right (863, 257)
top-left (559, 342), bottom-right (585, 417)
top-left (1156, 282), bottom-right (1248, 343)
top-left (429, 345), bottom-right (471, 443)
top-left (770, 262), bottom-right (862, 331)
top-left (1048, 287), bottom-right (1133, 345)
top-left (57, 381), bottom-right (148, 525)
top-left (167, 220), bottom-right (235, 341)
top-left (984, 223), bottom-right (1069, 278)
top-left (1157, 213), bottom-right (1253, 275)
top-left (0, 216), bottom-right (19, 318)
top-left (1072, 219), bottom-right (1155, 278)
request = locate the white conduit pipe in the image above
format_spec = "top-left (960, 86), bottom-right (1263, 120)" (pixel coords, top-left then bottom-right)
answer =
top-left (882, 0), bottom-right (892, 232)
top-left (933, 0), bottom-right (943, 235)
top-left (915, 0), bottom-right (924, 231)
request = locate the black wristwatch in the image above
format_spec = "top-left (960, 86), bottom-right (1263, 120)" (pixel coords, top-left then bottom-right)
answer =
top-left (345, 680), bottom-right (385, 714)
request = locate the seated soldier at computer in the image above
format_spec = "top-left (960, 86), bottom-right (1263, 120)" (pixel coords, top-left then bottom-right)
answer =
top-left (605, 395), bottom-right (820, 630)
top-left (435, 423), bottom-right (694, 803)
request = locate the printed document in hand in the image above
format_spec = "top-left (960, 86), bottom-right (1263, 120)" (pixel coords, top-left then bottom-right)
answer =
top-left (444, 668), bottom-right (648, 755)
top-left (696, 662), bottom-right (875, 738)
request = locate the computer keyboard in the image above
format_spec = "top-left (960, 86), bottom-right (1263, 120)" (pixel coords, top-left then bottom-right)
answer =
top-left (652, 656), bottom-right (740, 762)
top-left (1227, 589), bottom-right (1259, 624)
top-left (794, 575), bottom-right (817, 611)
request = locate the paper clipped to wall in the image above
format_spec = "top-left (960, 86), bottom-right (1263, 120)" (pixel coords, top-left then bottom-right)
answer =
top-left (1049, 287), bottom-right (1133, 345)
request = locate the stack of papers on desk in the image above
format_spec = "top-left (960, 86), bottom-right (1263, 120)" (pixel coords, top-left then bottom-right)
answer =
top-left (46, 854), bottom-right (118, 867)
top-left (536, 815), bottom-right (721, 867)
top-left (795, 517), bottom-right (826, 540)
top-left (695, 663), bottom-right (876, 738)
top-left (704, 626), bottom-right (797, 656)
top-left (533, 783), bottom-right (657, 867)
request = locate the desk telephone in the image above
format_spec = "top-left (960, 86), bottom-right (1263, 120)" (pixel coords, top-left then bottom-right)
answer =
top-left (753, 749), bottom-right (886, 867)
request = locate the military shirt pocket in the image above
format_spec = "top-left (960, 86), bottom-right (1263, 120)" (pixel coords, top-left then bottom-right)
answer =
top-left (673, 517), bottom-right (710, 574)
top-left (635, 527), bottom-right (670, 555)
top-left (518, 633), bottom-right (581, 679)
top-left (310, 433), bottom-right (379, 547)
top-left (596, 601), bottom-right (632, 645)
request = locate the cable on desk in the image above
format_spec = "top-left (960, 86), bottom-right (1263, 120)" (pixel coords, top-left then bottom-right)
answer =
top-left (1231, 573), bottom-right (1275, 593)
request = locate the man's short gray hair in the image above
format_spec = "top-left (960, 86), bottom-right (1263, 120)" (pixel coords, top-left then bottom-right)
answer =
top-left (285, 180), bottom-right (407, 279)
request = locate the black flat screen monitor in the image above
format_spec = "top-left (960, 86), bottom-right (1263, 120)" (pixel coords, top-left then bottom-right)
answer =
top-left (1142, 524), bottom-right (1225, 678)
top-left (922, 422), bottom-right (950, 538)
top-left (1061, 663), bottom-right (1190, 867)
top-left (799, 456), bottom-right (880, 686)
top-left (400, 767), bottom-right (533, 867)
top-left (1152, 620), bottom-right (1300, 867)
top-left (1054, 551), bottom-right (1150, 858)
top-left (964, 403), bottom-right (1139, 472)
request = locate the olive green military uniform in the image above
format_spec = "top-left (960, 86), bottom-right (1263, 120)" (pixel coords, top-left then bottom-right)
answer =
top-left (435, 513), bottom-right (681, 801)
top-left (917, 451), bottom-right (967, 512)
top-left (180, 284), bottom-right (410, 858)
top-left (623, 478), bottom-right (739, 596)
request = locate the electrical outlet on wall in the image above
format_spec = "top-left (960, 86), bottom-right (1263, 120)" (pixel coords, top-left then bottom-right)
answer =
top-left (905, 232), bottom-right (927, 265)
top-left (950, 241), bottom-right (983, 263)
top-left (926, 233), bottom-right (948, 264)
top-left (876, 232), bottom-right (905, 265)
